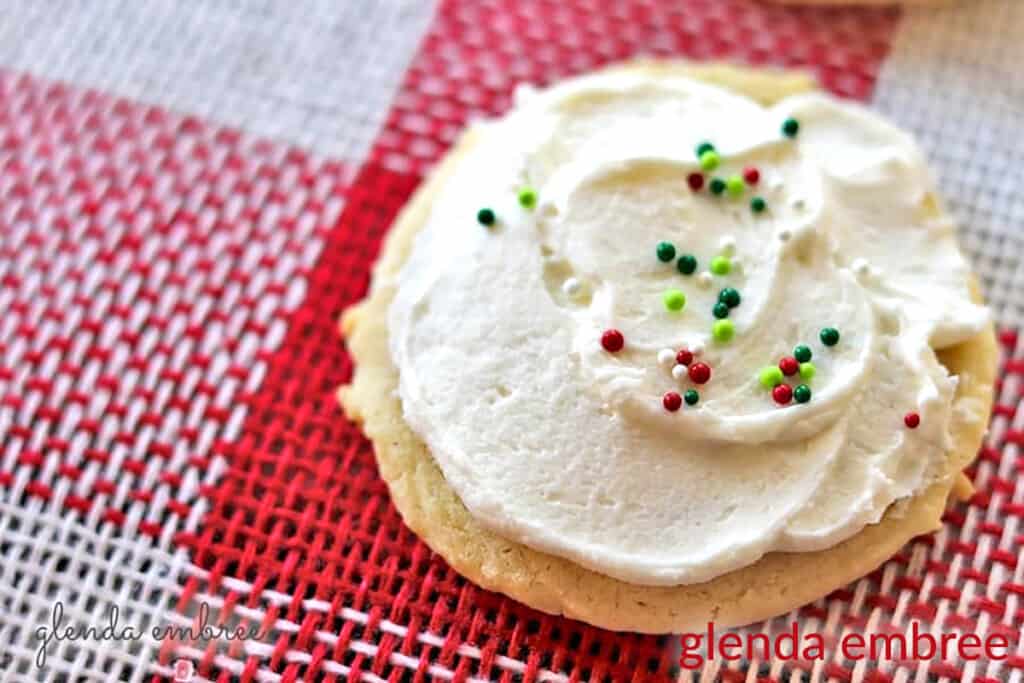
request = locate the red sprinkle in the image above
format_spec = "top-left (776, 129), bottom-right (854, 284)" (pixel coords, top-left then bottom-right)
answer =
top-left (779, 356), bottom-right (799, 376)
top-left (773, 384), bottom-right (793, 405)
top-left (663, 391), bottom-right (682, 412)
top-left (676, 348), bottom-right (694, 366)
top-left (688, 362), bottom-right (711, 384)
top-left (601, 329), bottom-right (624, 352)
top-left (904, 412), bottom-right (920, 429)
top-left (743, 166), bottom-right (760, 185)
top-left (687, 172), bottom-right (705, 192)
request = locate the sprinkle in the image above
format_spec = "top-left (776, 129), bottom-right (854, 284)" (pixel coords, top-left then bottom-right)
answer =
top-left (513, 83), bottom-right (538, 106)
top-left (656, 241), bottom-right (676, 263)
top-left (712, 319), bottom-right (735, 343)
top-left (793, 345), bottom-right (813, 363)
top-left (710, 256), bottom-right (731, 276)
top-left (477, 208), bottom-right (496, 226)
top-left (791, 197), bottom-right (806, 211)
top-left (562, 277), bottom-right (582, 297)
top-left (852, 258), bottom-right (873, 280)
top-left (820, 327), bottom-right (841, 347)
top-left (718, 287), bottom-right (741, 308)
top-left (778, 229), bottom-right (792, 242)
top-left (712, 302), bottom-right (730, 319)
top-left (904, 412), bottom-right (920, 429)
top-left (699, 150), bottom-right (720, 172)
top-left (663, 289), bottom-right (687, 312)
top-left (743, 167), bottom-right (760, 185)
top-left (697, 271), bottom-right (713, 288)
top-left (759, 366), bottom-right (784, 389)
top-left (687, 173), bottom-right (705, 192)
top-left (779, 356), bottom-right (799, 376)
top-left (601, 329), bottom-right (624, 352)
top-left (773, 384), bottom-right (793, 405)
top-left (657, 348), bottom-right (676, 366)
top-left (726, 175), bottom-right (745, 197)
top-left (663, 391), bottom-right (683, 412)
top-left (793, 384), bottom-right (812, 404)
top-left (799, 362), bottom-right (816, 381)
top-left (782, 117), bottom-right (800, 138)
top-left (518, 187), bottom-right (538, 209)
top-left (750, 196), bottom-right (767, 213)
top-left (677, 253), bottom-right (698, 275)
top-left (718, 236), bottom-right (736, 256)
top-left (689, 340), bottom-right (706, 356)
top-left (672, 364), bottom-right (688, 380)
top-left (709, 177), bottom-right (727, 195)
top-left (676, 348), bottom-right (694, 366)
top-left (684, 389), bottom-right (700, 406)
top-left (695, 141), bottom-right (716, 157)
top-left (688, 362), bottom-right (712, 384)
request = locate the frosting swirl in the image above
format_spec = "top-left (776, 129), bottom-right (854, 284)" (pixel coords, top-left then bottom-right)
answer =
top-left (387, 71), bottom-right (989, 586)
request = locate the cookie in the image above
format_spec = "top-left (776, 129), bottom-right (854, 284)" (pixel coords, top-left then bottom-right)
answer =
top-left (339, 61), bottom-right (996, 633)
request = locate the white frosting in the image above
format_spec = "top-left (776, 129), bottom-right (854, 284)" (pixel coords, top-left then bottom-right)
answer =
top-left (387, 72), bottom-right (989, 586)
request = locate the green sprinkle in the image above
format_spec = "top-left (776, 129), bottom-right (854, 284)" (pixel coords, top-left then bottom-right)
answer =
top-left (477, 208), bottom-right (496, 226)
top-left (663, 288), bottom-right (687, 312)
top-left (718, 287), bottom-right (741, 308)
top-left (712, 319), bottom-right (735, 343)
top-left (699, 150), bottom-right (720, 172)
top-left (709, 177), bottom-right (727, 195)
top-left (820, 327), bottom-right (840, 347)
top-left (726, 175), bottom-right (745, 197)
top-left (676, 253), bottom-right (697, 275)
top-left (684, 389), bottom-right (699, 406)
top-left (782, 117), bottom-right (800, 138)
top-left (759, 366), bottom-right (784, 389)
top-left (518, 187), bottom-right (537, 209)
top-left (695, 141), bottom-right (715, 157)
top-left (794, 344), bottom-right (812, 363)
top-left (793, 384), bottom-right (812, 404)
top-left (712, 301), bottom-right (730, 319)
top-left (710, 255), bottom-right (731, 276)
top-left (799, 362), bottom-right (816, 381)
top-left (656, 241), bottom-right (676, 263)
top-left (750, 196), bottom-right (766, 213)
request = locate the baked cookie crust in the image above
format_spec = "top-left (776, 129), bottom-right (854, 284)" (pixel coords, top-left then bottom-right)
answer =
top-left (338, 62), bottom-right (996, 633)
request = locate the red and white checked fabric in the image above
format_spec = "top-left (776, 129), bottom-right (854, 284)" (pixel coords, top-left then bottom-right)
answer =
top-left (0, 1), bottom-right (1021, 682)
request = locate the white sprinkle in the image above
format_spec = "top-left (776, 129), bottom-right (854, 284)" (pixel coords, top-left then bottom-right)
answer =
top-left (718, 236), bottom-right (736, 256)
top-left (657, 349), bottom-right (676, 366)
top-left (689, 340), bottom-right (705, 356)
top-left (562, 277), bottom-right (582, 297)
top-left (671, 364), bottom-right (688, 380)
top-left (513, 83), bottom-right (538, 106)
top-left (697, 271), bottom-right (713, 288)
top-left (852, 258), bottom-right (870, 274)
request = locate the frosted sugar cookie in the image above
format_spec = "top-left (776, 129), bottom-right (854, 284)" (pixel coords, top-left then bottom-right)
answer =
top-left (340, 62), bottom-right (995, 632)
